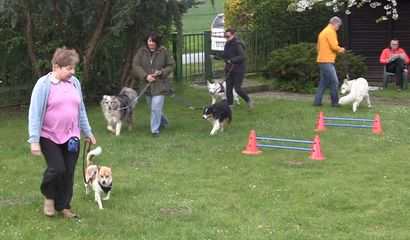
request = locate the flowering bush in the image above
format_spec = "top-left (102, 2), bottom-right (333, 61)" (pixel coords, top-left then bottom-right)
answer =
top-left (288, 0), bottom-right (399, 22)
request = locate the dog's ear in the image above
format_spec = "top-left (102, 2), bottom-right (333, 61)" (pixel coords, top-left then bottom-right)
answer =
top-left (343, 79), bottom-right (348, 84)
top-left (207, 81), bottom-right (211, 86)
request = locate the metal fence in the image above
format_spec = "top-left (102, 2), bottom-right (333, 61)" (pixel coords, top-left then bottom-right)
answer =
top-left (172, 25), bottom-right (322, 83)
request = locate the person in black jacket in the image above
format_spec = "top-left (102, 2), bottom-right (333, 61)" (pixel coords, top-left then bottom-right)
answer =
top-left (211, 28), bottom-right (253, 110)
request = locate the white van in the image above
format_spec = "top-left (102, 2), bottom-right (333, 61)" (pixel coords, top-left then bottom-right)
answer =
top-left (211, 13), bottom-right (225, 52)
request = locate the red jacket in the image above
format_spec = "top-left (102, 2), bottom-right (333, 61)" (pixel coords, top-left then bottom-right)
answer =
top-left (379, 47), bottom-right (410, 64)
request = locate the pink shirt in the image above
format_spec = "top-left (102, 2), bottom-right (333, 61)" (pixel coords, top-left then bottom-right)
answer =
top-left (41, 79), bottom-right (81, 144)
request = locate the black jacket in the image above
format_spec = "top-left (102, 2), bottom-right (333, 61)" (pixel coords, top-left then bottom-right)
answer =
top-left (218, 37), bottom-right (246, 74)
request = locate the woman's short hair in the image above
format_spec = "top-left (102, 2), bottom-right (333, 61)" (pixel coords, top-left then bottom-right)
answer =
top-left (52, 46), bottom-right (79, 67)
top-left (144, 32), bottom-right (162, 49)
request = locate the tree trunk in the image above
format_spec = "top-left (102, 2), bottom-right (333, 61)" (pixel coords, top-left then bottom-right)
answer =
top-left (22, 1), bottom-right (42, 78)
top-left (120, 24), bottom-right (141, 88)
top-left (82, 0), bottom-right (112, 85)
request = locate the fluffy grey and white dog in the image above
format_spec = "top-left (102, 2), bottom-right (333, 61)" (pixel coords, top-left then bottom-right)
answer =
top-left (100, 87), bottom-right (138, 136)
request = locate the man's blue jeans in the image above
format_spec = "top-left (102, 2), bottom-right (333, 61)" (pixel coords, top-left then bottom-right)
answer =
top-left (314, 63), bottom-right (339, 106)
top-left (146, 95), bottom-right (169, 134)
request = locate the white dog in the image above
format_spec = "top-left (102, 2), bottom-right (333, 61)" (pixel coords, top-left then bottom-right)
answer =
top-left (84, 146), bottom-right (112, 210)
top-left (207, 81), bottom-right (240, 105)
top-left (338, 78), bottom-right (372, 112)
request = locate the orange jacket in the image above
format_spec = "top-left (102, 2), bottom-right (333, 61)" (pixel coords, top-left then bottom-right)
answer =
top-left (316, 24), bottom-right (344, 63)
top-left (379, 47), bottom-right (410, 64)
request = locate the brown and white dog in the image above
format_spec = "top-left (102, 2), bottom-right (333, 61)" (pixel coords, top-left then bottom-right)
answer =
top-left (84, 146), bottom-right (112, 210)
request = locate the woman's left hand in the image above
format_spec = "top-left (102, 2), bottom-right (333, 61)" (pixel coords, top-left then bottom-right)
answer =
top-left (87, 135), bottom-right (96, 145)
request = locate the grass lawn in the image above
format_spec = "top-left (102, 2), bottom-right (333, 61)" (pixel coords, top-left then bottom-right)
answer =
top-left (182, 0), bottom-right (226, 33)
top-left (1, 84), bottom-right (410, 239)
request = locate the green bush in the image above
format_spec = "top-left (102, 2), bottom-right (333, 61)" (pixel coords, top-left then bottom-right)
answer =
top-left (263, 43), bottom-right (367, 93)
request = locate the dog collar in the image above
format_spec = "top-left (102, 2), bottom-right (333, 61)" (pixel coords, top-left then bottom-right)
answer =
top-left (98, 182), bottom-right (112, 193)
top-left (217, 83), bottom-right (225, 93)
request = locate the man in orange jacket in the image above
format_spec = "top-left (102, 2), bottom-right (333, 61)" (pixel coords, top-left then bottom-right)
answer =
top-left (379, 39), bottom-right (409, 90)
top-left (313, 16), bottom-right (345, 107)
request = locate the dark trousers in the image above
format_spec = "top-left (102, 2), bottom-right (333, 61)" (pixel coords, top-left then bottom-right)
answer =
top-left (40, 137), bottom-right (79, 211)
top-left (386, 58), bottom-right (406, 87)
top-left (225, 72), bottom-right (250, 106)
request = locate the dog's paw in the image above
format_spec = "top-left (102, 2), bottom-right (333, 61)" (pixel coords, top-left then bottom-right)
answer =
top-left (103, 196), bottom-right (110, 201)
top-left (107, 126), bottom-right (115, 133)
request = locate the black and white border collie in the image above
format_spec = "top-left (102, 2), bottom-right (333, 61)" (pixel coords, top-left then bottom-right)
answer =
top-left (202, 100), bottom-right (232, 135)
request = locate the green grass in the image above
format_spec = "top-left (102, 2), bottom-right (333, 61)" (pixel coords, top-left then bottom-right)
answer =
top-left (370, 85), bottom-right (410, 99)
top-left (183, 0), bottom-right (226, 33)
top-left (1, 84), bottom-right (410, 239)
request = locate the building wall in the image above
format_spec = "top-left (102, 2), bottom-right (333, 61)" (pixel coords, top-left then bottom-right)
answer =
top-left (345, 0), bottom-right (410, 83)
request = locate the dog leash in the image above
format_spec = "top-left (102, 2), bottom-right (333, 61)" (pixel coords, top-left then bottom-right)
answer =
top-left (117, 83), bottom-right (151, 110)
top-left (160, 78), bottom-right (203, 110)
top-left (211, 55), bottom-right (234, 81)
top-left (82, 140), bottom-right (92, 184)
top-left (342, 52), bottom-right (350, 80)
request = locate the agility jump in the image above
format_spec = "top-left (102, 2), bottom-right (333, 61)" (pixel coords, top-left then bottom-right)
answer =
top-left (242, 130), bottom-right (325, 160)
top-left (315, 112), bottom-right (382, 134)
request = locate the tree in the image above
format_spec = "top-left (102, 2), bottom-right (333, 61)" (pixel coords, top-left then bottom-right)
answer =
top-left (0, 0), bottom-right (198, 93)
top-left (288, 0), bottom-right (399, 22)
top-left (224, 0), bottom-right (334, 30)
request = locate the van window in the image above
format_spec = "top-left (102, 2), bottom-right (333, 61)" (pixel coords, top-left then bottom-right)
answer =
top-left (212, 15), bottom-right (224, 29)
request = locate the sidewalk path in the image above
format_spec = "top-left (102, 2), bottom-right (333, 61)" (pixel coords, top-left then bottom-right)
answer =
top-left (205, 78), bottom-right (410, 106)
top-left (251, 91), bottom-right (410, 106)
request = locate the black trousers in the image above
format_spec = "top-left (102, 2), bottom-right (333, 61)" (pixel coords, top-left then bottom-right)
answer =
top-left (225, 72), bottom-right (250, 106)
top-left (40, 137), bottom-right (79, 211)
top-left (386, 58), bottom-right (406, 87)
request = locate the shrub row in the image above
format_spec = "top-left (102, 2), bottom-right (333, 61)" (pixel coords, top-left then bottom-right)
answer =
top-left (263, 43), bottom-right (367, 93)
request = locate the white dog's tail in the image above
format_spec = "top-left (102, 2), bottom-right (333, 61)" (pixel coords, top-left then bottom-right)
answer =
top-left (87, 146), bottom-right (102, 166)
top-left (338, 93), bottom-right (355, 105)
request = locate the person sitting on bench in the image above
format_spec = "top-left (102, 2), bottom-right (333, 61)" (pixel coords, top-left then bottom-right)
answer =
top-left (379, 39), bottom-right (409, 90)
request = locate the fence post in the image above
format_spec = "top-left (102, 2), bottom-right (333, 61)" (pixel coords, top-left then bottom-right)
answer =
top-left (255, 29), bottom-right (259, 72)
top-left (203, 31), bottom-right (212, 81)
top-left (172, 33), bottom-right (183, 82)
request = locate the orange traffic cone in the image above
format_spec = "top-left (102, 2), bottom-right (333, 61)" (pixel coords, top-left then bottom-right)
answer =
top-left (309, 135), bottom-right (326, 160)
top-left (315, 112), bottom-right (326, 131)
top-left (372, 114), bottom-right (382, 134)
top-left (242, 130), bottom-right (262, 155)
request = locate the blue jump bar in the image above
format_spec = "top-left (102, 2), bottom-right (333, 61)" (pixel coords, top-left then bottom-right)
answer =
top-left (324, 116), bottom-right (373, 122)
top-left (255, 137), bottom-right (313, 144)
top-left (325, 123), bottom-right (372, 128)
top-left (256, 144), bottom-right (311, 152)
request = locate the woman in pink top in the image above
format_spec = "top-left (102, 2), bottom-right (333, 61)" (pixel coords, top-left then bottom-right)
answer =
top-left (28, 47), bottom-right (96, 218)
top-left (379, 39), bottom-right (410, 90)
